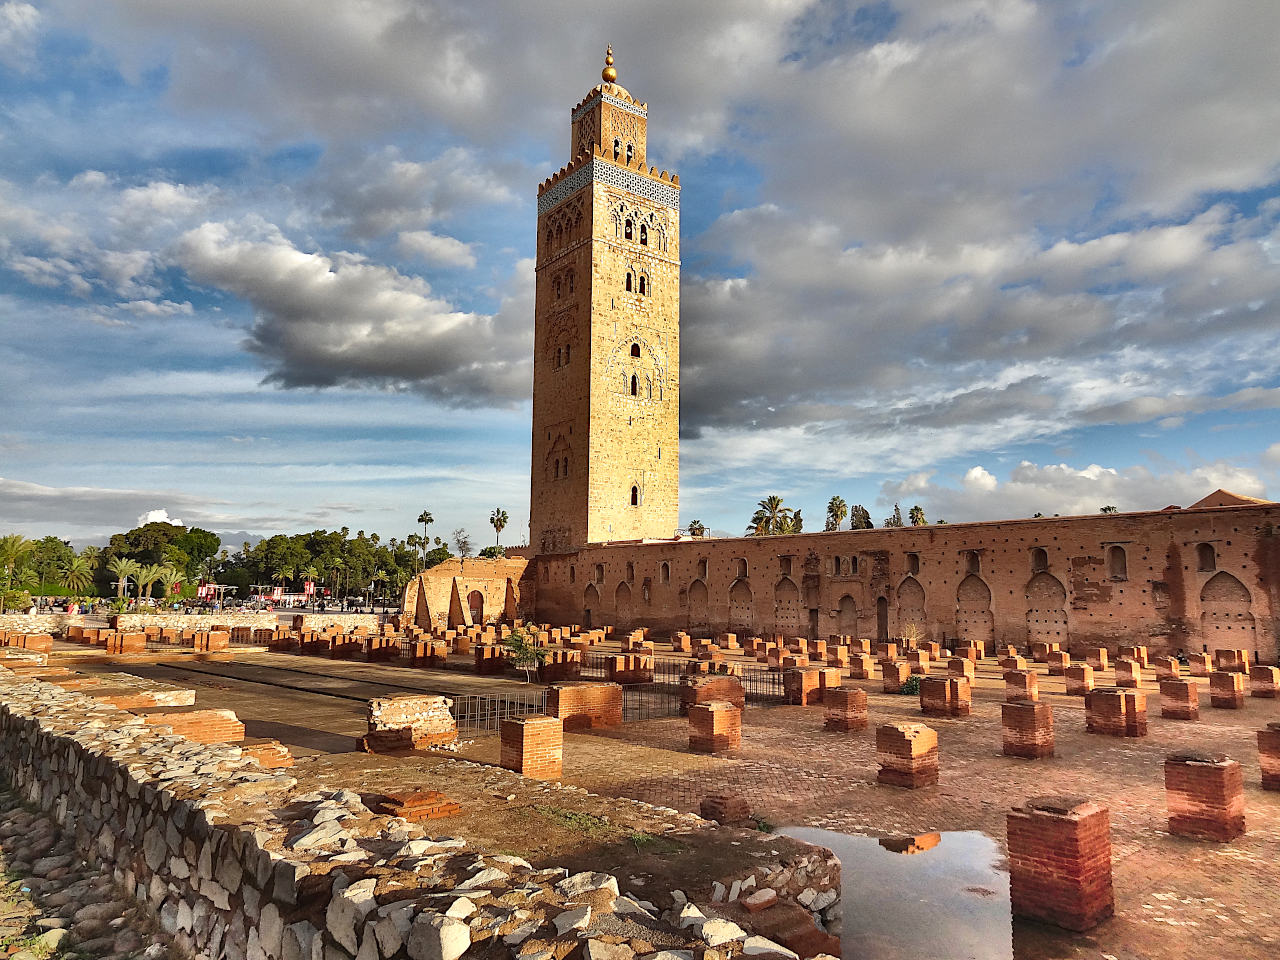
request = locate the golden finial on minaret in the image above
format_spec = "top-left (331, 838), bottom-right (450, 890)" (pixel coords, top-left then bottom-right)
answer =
top-left (601, 45), bottom-right (617, 83)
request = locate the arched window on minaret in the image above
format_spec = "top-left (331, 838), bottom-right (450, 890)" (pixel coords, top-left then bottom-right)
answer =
top-left (638, 275), bottom-right (647, 296)
top-left (624, 219), bottom-right (633, 240)
top-left (630, 374), bottom-right (638, 396)
top-left (554, 278), bottom-right (561, 299)
top-left (631, 486), bottom-right (640, 506)
top-left (626, 142), bottom-right (634, 163)
top-left (567, 270), bottom-right (574, 293)
top-left (613, 138), bottom-right (621, 160)
top-left (630, 342), bottom-right (641, 358)
top-left (639, 223), bottom-right (648, 245)
top-left (625, 272), bottom-right (633, 292)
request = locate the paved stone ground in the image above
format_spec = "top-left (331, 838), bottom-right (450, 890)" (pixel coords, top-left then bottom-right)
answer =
top-left (0, 788), bottom-right (174, 959)
top-left (65, 651), bottom-right (1280, 959)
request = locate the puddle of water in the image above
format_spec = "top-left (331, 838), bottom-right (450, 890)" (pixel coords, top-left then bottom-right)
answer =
top-left (782, 826), bottom-right (1012, 960)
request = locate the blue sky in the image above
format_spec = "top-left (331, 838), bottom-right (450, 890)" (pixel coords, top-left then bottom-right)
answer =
top-left (2, 0), bottom-right (1279, 546)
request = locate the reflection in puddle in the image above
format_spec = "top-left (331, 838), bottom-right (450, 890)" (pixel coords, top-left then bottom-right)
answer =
top-left (782, 827), bottom-right (1012, 960)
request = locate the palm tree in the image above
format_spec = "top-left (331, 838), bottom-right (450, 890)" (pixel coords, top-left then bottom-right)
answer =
top-left (80, 544), bottom-right (101, 569)
top-left (106, 556), bottom-right (140, 599)
top-left (0, 535), bottom-right (35, 612)
top-left (1100, 505), bottom-right (1119, 514)
top-left (416, 510), bottom-right (434, 565)
top-left (136, 563), bottom-right (165, 601)
top-left (371, 568), bottom-right (388, 603)
top-left (908, 504), bottom-right (927, 526)
top-left (687, 519), bottom-right (707, 537)
top-left (489, 508), bottom-right (509, 547)
top-left (161, 565), bottom-right (183, 600)
top-left (825, 496), bottom-right (848, 531)
top-left (59, 556), bottom-right (92, 594)
top-left (747, 495), bottom-right (793, 536)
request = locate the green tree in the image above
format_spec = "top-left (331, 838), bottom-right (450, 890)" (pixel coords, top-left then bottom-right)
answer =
top-left (106, 556), bottom-right (140, 599)
top-left (747, 495), bottom-right (794, 536)
top-left (687, 519), bottom-right (707, 537)
top-left (31, 536), bottom-right (74, 587)
top-left (825, 496), bottom-right (848, 531)
top-left (849, 504), bottom-right (873, 529)
top-left (59, 555), bottom-right (93, 594)
top-left (416, 510), bottom-right (434, 565)
top-left (424, 544), bottom-right (452, 568)
top-left (136, 563), bottom-right (165, 600)
top-left (884, 503), bottom-right (905, 527)
top-left (489, 508), bottom-right (509, 547)
top-left (478, 545), bottom-right (505, 559)
top-left (1100, 505), bottom-right (1119, 514)
top-left (172, 528), bottom-right (220, 577)
top-left (0, 535), bottom-right (35, 613)
top-left (908, 504), bottom-right (927, 526)
top-left (503, 627), bottom-right (549, 683)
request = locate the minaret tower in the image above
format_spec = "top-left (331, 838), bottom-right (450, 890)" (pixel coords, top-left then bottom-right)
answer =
top-left (529, 48), bottom-right (681, 552)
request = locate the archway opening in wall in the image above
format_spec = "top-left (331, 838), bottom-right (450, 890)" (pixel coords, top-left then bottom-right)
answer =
top-left (583, 583), bottom-right (600, 628)
top-left (897, 576), bottom-right (927, 638)
top-left (1199, 571), bottom-right (1258, 656)
top-left (615, 581), bottom-right (633, 624)
top-left (688, 579), bottom-right (710, 630)
top-left (468, 590), bottom-right (484, 624)
top-left (876, 596), bottom-right (889, 641)
top-left (837, 594), bottom-right (858, 636)
top-left (1024, 571), bottom-right (1067, 646)
top-left (729, 578), bottom-right (753, 632)
top-left (1108, 545), bottom-right (1127, 580)
top-left (1031, 547), bottom-right (1048, 573)
top-left (774, 578), bottom-right (802, 637)
top-left (956, 574), bottom-right (994, 654)
top-left (1197, 543), bottom-right (1216, 571)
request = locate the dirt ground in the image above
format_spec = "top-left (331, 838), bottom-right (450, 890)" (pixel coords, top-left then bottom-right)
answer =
top-left (71, 649), bottom-right (1280, 960)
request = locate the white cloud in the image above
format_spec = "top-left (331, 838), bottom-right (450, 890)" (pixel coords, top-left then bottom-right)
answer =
top-left (880, 459), bottom-right (1269, 522)
top-left (137, 508), bottom-right (183, 527)
top-left (0, 2), bottom-right (39, 68)
top-left (174, 217), bottom-right (531, 403)
top-left (397, 229), bottom-right (476, 269)
top-left (1263, 443), bottom-right (1280, 467)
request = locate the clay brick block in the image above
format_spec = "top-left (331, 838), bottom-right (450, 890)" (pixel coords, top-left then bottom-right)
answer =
top-left (1151, 656), bottom-right (1180, 680)
top-left (823, 687), bottom-right (868, 732)
top-left (1065, 664), bottom-right (1094, 697)
top-left (242, 738), bottom-right (295, 769)
top-left (1008, 797), bottom-right (1113, 931)
top-left (1086, 647), bottom-right (1109, 671)
top-left (956, 645), bottom-right (980, 663)
top-left (500, 715), bottom-right (564, 780)
top-left (1164, 752), bottom-right (1245, 841)
top-left (1114, 658), bottom-right (1143, 689)
top-left (1214, 648), bottom-right (1249, 673)
top-left (700, 792), bottom-right (751, 825)
top-left (1159, 678), bottom-right (1200, 720)
top-left (947, 658), bottom-right (975, 681)
top-left (876, 723), bottom-right (938, 788)
top-left (606, 654), bottom-right (654, 685)
top-left (921, 642), bottom-right (941, 660)
top-left (1003, 701), bottom-right (1055, 758)
top-left (1085, 687), bottom-right (1147, 737)
top-left (1119, 645), bottom-right (1149, 668)
top-left (689, 701), bottom-right (741, 754)
top-left (874, 642), bottom-right (898, 661)
top-left (848, 653), bottom-right (875, 680)
top-left (362, 694), bottom-right (457, 752)
top-left (905, 650), bottom-right (930, 674)
top-left (371, 790), bottom-right (461, 822)
top-left (142, 708), bottom-right (245, 744)
top-left (680, 674), bottom-right (745, 715)
top-left (999, 655), bottom-right (1027, 671)
top-left (1047, 650), bottom-right (1070, 676)
top-left (1004, 669), bottom-right (1039, 702)
top-left (784, 667), bottom-right (823, 706)
top-left (919, 676), bottom-right (971, 718)
top-left (848, 638), bottom-right (871, 654)
top-left (1258, 722), bottom-right (1280, 791)
top-left (547, 682), bottom-right (623, 729)
top-left (1209, 670), bottom-right (1245, 709)
top-left (883, 661), bottom-right (910, 694)
top-left (1187, 652), bottom-right (1210, 677)
top-left (1249, 665), bottom-right (1279, 698)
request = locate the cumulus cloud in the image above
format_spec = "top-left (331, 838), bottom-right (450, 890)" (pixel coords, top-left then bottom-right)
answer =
top-left (879, 459), bottom-right (1269, 522)
top-left (396, 230), bottom-right (477, 269)
top-left (174, 217), bottom-right (531, 404)
top-left (136, 508), bottom-right (183, 527)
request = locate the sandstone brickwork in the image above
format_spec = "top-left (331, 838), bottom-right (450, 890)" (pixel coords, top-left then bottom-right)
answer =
top-left (1159, 678), bottom-right (1200, 720)
top-left (876, 723), bottom-right (939, 788)
top-left (360, 694), bottom-right (457, 752)
top-left (1210, 670), bottom-right (1245, 709)
top-left (546, 682), bottom-right (623, 729)
top-left (822, 687), bottom-right (868, 732)
top-left (500, 715), bottom-right (564, 780)
top-left (688, 701), bottom-right (741, 754)
top-left (1002, 701), bottom-right (1055, 758)
top-left (1085, 688), bottom-right (1148, 737)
